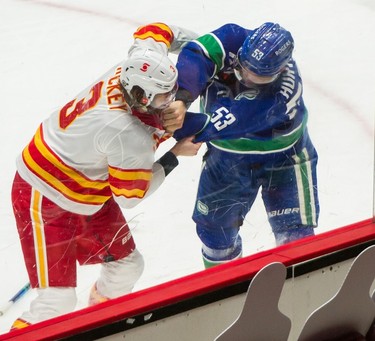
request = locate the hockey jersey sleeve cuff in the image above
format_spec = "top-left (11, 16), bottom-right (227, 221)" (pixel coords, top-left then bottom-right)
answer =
top-left (173, 111), bottom-right (210, 141)
top-left (156, 151), bottom-right (179, 176)
top-left (175, 88), bottom-right (194, 108)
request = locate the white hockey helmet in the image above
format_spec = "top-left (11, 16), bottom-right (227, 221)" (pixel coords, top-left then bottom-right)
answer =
top-left (120, 48), bottom-right (178, 109)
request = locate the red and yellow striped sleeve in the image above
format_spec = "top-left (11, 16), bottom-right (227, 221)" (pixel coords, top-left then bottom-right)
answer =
top-left (133, 22), bottom-right (174, 48)
top-left (22, 125), bottom-right (154, 206)
top-left (108, 165), bottom-right (152, 199)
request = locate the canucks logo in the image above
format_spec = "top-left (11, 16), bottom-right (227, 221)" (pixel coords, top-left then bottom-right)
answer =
top-left (197, 200), bottom-right (209, 215)
top-left (235, 89), bottom-right (259, 100)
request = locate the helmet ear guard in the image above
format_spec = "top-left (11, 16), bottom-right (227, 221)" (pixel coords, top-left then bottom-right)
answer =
top-left (238, 22), bottom-right (294, 77)
top-left (120, 49), bottom-right (178, 109)
top-left (129, 86), bottom-right (149, 106)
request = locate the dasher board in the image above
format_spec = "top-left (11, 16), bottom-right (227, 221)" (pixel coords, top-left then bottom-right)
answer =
top-left (2, 219), bottom-right (375, 341)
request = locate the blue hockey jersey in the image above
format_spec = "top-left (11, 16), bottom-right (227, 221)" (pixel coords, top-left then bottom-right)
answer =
top-left (174, 23), bottom-right (308, 154)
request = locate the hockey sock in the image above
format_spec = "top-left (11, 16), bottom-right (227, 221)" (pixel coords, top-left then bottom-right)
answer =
top-left (96, 249), bottom-right (144, 298)
top-left (201, 242), bottom-right (242, 269)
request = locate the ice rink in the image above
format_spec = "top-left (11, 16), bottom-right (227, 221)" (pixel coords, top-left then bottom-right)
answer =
top-left (0, 0), bottom-right (374, 334)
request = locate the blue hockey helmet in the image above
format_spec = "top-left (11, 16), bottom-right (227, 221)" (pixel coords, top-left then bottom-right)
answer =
top-left (238, 22), bottom-right (294, 76)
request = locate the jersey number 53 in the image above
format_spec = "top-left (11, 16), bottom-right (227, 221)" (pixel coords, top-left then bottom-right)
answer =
top-left (211, 107), bottom-right (236, 131)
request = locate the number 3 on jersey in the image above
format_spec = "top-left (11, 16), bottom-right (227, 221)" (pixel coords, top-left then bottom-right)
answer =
top-left (211, 107), bottom-right (236, 131)
top-left (59, 81), bottom-right (104, 129)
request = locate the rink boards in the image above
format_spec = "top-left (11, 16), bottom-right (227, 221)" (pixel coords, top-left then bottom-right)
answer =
top-left (1, 218), bottom-right (375, 341)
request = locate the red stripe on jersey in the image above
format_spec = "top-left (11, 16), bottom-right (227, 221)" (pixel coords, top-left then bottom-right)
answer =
top-left (108, 165), bottom-right (152, 199)
top-left (22, 125), bottom-right (111, 205)
top-left (134, 23), bottom-right (174, 48)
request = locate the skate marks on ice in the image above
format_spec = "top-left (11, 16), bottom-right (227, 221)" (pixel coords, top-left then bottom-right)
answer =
top-left (215, 262), bottom-right (291, 341)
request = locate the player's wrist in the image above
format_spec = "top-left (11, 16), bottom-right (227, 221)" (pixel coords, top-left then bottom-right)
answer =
top-left (175, 89), bottom-right (194, 109)
top-left (156, 151), bottom-right (179, 176)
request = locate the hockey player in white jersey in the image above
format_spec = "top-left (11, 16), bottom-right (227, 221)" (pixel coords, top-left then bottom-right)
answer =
top-left (10, 23), bottom-right (200, 330)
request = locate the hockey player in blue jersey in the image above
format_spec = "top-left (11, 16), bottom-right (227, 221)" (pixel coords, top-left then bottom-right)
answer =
top-left (173, 22), bottom-right (319, 268)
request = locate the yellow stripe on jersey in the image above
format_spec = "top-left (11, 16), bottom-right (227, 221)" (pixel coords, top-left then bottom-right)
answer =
top-left (31, 189), bottom-right (48, 288)
top-left (22, 126), bottom-right (110, 204)
top-left (109, 166), bottom-right (152, 198)
top-left (134, 22), bottom-right (174, 48)
top-left (110, 185), bottom-right (149, 199)
top-left (23, 146), bottom-right (110, 204)
top-left (33, 127), bottom-right (107, 190)
top-left (108, 166), bottom-right (152, 181)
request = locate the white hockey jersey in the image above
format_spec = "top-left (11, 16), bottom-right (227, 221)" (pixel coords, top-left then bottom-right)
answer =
top-left (15, 23), bottom-right (195, 215)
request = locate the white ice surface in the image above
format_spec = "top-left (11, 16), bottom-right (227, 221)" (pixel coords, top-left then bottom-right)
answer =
top-left (0, 0), bottom-right (374, 334)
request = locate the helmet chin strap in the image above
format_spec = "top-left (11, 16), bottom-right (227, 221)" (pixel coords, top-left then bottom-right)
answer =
top-left (131, 99), bottom-right (160, 114)
top-left (131, 102), bottom-right (162, 116)
top-left (131, 101), bottom-right (148, 112)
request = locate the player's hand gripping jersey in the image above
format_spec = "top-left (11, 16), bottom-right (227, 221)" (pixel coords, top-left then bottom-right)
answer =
top-left (16, 23), bottom-right (189, 215)
top-left (174, 23), bottom-right (307, 155)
